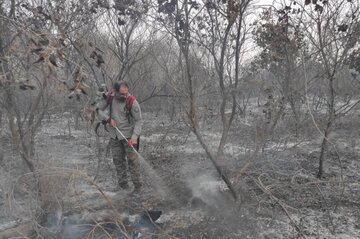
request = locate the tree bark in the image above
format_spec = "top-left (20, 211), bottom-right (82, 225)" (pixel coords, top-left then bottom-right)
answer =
top-left (317, 76), bottom-right (335, 178)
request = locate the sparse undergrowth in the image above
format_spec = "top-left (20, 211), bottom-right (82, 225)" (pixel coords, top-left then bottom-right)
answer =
top-left (0, 112), bottom-right (359, 238)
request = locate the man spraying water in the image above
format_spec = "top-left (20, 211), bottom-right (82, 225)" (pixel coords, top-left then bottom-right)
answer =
top-left (97, 80), bottom-right (143, 194)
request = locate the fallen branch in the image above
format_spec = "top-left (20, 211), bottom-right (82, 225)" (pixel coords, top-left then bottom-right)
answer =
top-left (255, 173), bottom-right (307, 239)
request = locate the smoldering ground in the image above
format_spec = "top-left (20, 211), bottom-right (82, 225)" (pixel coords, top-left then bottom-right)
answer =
top-left (1, 112), bottom-right (360, 238)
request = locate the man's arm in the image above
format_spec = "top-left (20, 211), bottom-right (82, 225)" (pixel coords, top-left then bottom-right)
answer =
top-left (131, 100), bottom-right (143, 141)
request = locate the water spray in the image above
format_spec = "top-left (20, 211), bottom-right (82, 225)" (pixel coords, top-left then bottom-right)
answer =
top-left (113, 126), bottom-right (168, 198)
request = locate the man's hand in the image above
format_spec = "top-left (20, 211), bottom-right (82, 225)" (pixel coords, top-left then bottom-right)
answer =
top-left (110, 119), bottom-right (117, 128)
top-left (127, 139), bottom-right (137, 147)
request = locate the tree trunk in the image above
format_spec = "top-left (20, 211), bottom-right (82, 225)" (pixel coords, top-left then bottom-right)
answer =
top-left (193, 128), bottom-right (239, 200)
top-left (215, 23), bottom-right (233, 160)
top-left (317, 122), bottom-right (332, 178)
top-left (317, 77), bottom-right (335, 178)
top-left (289, 98), bottom-right (300, 137)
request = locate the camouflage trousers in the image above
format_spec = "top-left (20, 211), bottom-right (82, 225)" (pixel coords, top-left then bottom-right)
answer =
top-left (110, 138), bottom-right (141, 189)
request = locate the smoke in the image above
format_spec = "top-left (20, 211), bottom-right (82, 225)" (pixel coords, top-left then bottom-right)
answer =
top-left (43, 209), bottom-right (161, 239)
top-left (60, 219), bottom-right (89, 239)
top-left (185, 173), bottom-right (258, 237)
top-left (186, 173), bottom-right (228, 206)
top-left (43, 210), bottom-right (89, 239)
top-left (45, 208), bottom-right (63, 233)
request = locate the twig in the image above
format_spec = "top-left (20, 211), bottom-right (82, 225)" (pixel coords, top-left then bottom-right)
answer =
top-left (255, 174), bottom-right (307, 239)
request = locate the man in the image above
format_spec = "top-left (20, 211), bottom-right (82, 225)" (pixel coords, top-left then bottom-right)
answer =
top-left (97, 81), bottom-right (143, 193)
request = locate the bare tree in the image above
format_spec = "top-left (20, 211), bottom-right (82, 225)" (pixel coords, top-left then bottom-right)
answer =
top-left (192, 0), bottom-right (254, 162)
top-left (0, 0), bottom-right (113, 227)
top-left (154, 0), bottom-right (254, 200)
top-left (298, 0), bottom-right (360, 178)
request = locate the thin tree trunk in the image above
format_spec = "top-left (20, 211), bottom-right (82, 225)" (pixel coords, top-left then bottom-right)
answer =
top-left (317, 122), bottom-right (331, 178)
top-left (216, 0), bottom-right (251, 160)
top-left (288, 98), bottom-right (300, 137)
top-left (216, 23), bottom-right (233, 161)
top-left (316, 16), bottom-right (336, 178)
top-left (193, 128), bottom-right (239, 200)
top-left (317, 77), bottom-right (335, 178)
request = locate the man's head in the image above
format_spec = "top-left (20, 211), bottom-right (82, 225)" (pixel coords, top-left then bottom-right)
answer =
top-left (113, 81), bottom-right (129, 98)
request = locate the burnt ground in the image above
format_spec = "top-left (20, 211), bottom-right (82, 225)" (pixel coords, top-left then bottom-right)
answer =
top-left (0, 111), bottom-right (360, 239)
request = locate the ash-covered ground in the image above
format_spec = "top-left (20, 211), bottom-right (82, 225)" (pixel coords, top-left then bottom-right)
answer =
top-left (0, 111), bottom-right (359, 239)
